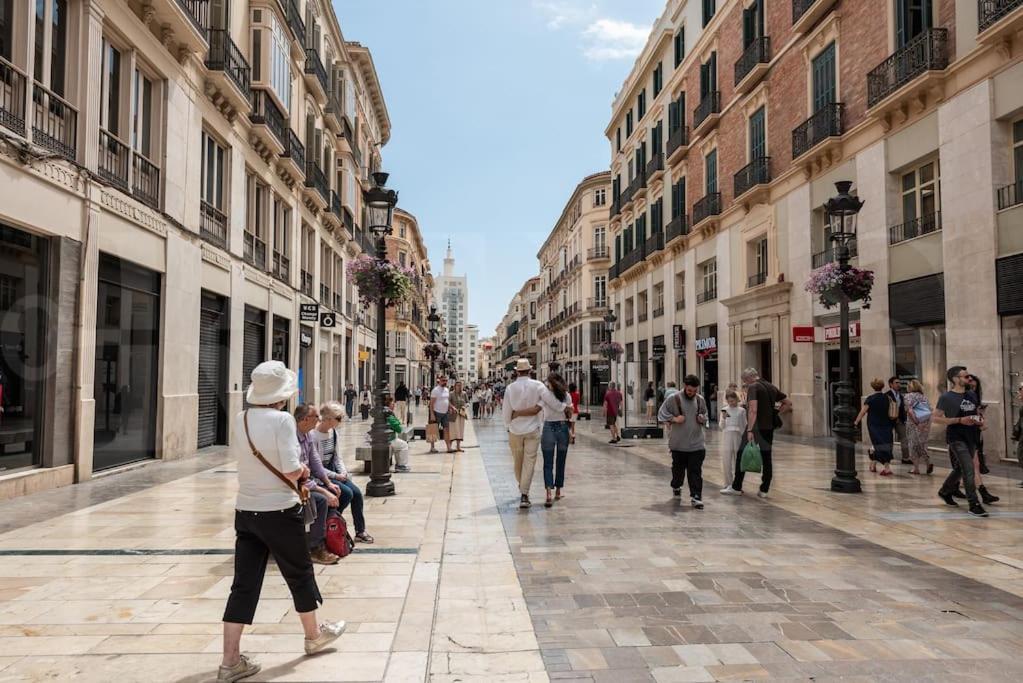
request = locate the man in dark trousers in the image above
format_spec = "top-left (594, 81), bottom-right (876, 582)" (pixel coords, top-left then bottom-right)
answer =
top-left (721, 368), bottom-right (791, 499)
top-left (657, 375), bottom-right (709, 509)
top-left (887, 377), bottom-right (911, 464)
top-left (343, 383), bottom-right (357, 420)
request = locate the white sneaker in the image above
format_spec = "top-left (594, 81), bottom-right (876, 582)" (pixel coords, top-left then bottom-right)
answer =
top-left (691, 497), bottom-right (704, 510)
top-left (305, 621), bottom-right (346, 655)
top-left (757, 491), bottom-right (769, 499)
top-left (719, 486), bottom-right (741, 495)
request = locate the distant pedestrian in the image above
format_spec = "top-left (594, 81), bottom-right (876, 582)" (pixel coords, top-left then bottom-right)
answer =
top-left (394, 382), bottom-right (410, 424)
top-left (503, 358), bottom-right (545, 509)
top-left (471, 386), bottom-right (482, 419)
top-left (943, 372), bottom-right (999, 506)
top-left (539, 372), bottom-right (573, 507)
top-left (604, 382), bottom-right (622, 443)
top-left (359, 387), bottom-right (372, 420)
top-left (220, 362), bottom-right (344, 683)
top-left (935, 366), bottom-right (990, 516)
top-left (644, 381), bottom-right (656, 419)
top-left (414, 387), bottom-right (422, 408)
top-left (1012, 382), bottom-right (1023, 487)
top-left (449, 380), bottom-right (467, 452)
top-left (719, 390), bottom-right (746, 488)
top-left (855, 378), bottom-right (895, 476)
top-left (903, 380), bottom-right (933, 475)
top-left (384, 396), bottom-right (411, 473)
top-left (429, 375), bottom-right (453, 453)
top-left (663, 381), bottom-right (679, 400)
top-left (658, 375), bottom-right (709, 509)
top-left (343, 383), bottom-right (357, 419)
top-left (886, 377), bottom-right (912, 465)
top-left (721, 368), bottom-right (790, 499)
top-left (568, 382), bottom-right (581, 444)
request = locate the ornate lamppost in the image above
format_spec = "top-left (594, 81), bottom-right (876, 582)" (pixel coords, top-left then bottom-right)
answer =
top-left (427, 305), bottom-right (440, 386)
top-left (826, 181), bottom-right (864, 494)
top-left (549, 339), bottom-right (559, 373)
top-left (364, 172), bottom-right (399, 497)
top-left (603, 310), bottom-right (618, 392)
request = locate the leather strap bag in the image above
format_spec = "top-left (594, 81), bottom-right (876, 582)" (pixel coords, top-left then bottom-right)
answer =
top-left (242, 411), bottom-right (316, 527)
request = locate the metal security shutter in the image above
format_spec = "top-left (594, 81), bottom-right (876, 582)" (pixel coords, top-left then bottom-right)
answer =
top-left (243, 306), bottom-right (267, 400)
top-left (997, 254), bottom-right (1023, 315)
top-left (197, 293), bottom-right (226, 448)
top-left (889, 274), bottom-right (945, 327)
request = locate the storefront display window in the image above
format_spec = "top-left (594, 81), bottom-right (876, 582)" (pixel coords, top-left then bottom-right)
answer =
top-left (893, 324), bottom-right (946, 446)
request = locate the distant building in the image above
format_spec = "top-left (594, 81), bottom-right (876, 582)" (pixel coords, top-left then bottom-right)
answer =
top-left (433, 242), bottom-right (470, 380)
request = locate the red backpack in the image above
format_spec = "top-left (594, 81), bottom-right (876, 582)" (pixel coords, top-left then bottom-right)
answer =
top-left (325, 513), bottom-right (355, 559)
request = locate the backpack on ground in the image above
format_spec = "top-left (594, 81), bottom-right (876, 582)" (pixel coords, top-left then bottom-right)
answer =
top-left (325, 513), bottom-right (355, 559)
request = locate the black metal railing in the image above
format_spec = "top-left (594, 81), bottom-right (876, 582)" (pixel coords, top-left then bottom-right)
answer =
top-left (653, 306), bottom-right (664, 318)
top-left (638, 310), bottom-right (648, 323)
top-left (666, 214), bottom-right (690, 242)
top-left (0, 57), bottom-right (26, 136)
top-left (735, 36), bottom-right (771, 85)
top-left (734, 156), bottom-right (771, 197)
top-left (979, 0), bottom-right (1023, 31)
top-left (609, 262), bottom-right (621, 281)
top-left (646, 231), bottom-right (664, 255)
top-left (586, 297), bottom-right (608, 310)
top-left (693, 91), bottom-right (721, 130)
top-left (997, 178), bottom-right (1023, 210)
top-left (301, 270), bottom-right (313, 297)
top-left (748, 271), bottom-right (768, 288)
top-left (249, 89), bottom-right (286, 148)
top-left (811, 240), bottom-right (859, 268)
top-left (132, 152), bottom-right (160, 209)
top-left (32, 82), bottom-right (77, 161)
top-left (305, 48), bottom-right (329, 95)
top-left (646, 153), bottom-right (665, 178)
top-left (285, 0), bottom-right (306, 46)
top-left (792, 0), bottom-right (824, 24)
top-left (692, 192), bottom-right (722, 225)
top-left (282, 127), bottom-right (305, 172)
top-left (675, 299), bottom-right (686, 311)
top-left (331, 190), bottom-right (343, 221)
top-left (696, 288), bottom-right (717, 304)
top-left (609, 195), bottom-right (621, 218)
top-left (342, 206), bottom-right (355, 235)
top-left (587, 246), bottom-right (609, 260)
top-left (273, 251), bottom-right (290, 283)
top-left (244, 233), bottom-right (267, 269)
top-left (200, 200), bottom-right (228, 248)
top-left (867, 28), bottom-right (949, 107)
top-left (176, 0), bottom-right (209, 34)
top-left (304, 161), bottom-right (329, 203)
top-left (206, 29), bottom-right (251, 99)
top-left (667, 125), bottom-right (690, 157)
top-left (619, 243), bottom-right (647, 273)
top-left (792, 102), bottom-right (844, 159)
top-left (621, 183), bottom-right (635, 206)
top-left (627, 169), bottom-right (647, 196)
top-left (97, 129), bottom-right (129, 191)
top-left (888, 212), bottom-right (941, 245)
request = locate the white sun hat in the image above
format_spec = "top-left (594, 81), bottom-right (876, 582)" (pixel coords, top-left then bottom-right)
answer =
top-left (245, 360), bottom-right (299, 405)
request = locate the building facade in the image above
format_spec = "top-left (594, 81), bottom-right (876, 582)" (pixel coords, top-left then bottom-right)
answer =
top-left (386, 208), bottom-right (433, 393)
top-left (535, 172), bottom-right (612, 405)
top-left (606, 0), bottom-right (1023, 456)
top-left (465, 323), bottom-right (479, 383)
top-left (0, 0), bottom-right (392, 498)
top-left (433, 242), bottom-right (470, 380)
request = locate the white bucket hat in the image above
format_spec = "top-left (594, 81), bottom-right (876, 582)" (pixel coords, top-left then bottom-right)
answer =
top-left (515, 358), bottom-right (533, 372)
top-left (246, 360), bottom-right (298, 405)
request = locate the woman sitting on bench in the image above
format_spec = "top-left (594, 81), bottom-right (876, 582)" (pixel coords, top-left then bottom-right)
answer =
top-left (312, 402), bottom-right (374, 544)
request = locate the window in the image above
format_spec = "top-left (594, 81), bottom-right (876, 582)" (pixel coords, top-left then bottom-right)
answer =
top-left (674, 271), bottom-right (686, 309)
top-left (673, 28), bottom-right (685, 68)
top-left (132, 68), bottom-right (154, 158)
top-left (1013, 119), bottom-right (1023, 182)
top-left (751, 237), bottom-right (768, 277)
top-left (0, 0), bottom-right (13, 61)
top-left (399, 251), bottom-right (407, 266)
top-left (749, 106), bottom-right (766, 159)
top-left (705, 149), bottom-right (718, 194)
top-left (742, 0), bottom-right (765, 49)
top-left (34, 0), bottom-right (68, 96)
top-left (811, 42), bottom-right (836, 113)
top-left (594, 275), bottom-right (606, 307)
top-left (272, 196), bottom-right (290, 280)
top-left (700, 53), bottom-right (718, 99)
top-left (654, 283), bottom-right (664, 315)
top-left (638, 89), bottom-right (646, 121)
top-left (671, 177), bottom-right (686, 219)
top-left (616, 127), bottom-right (621, 152)
top-left (201, 130), bottom-right (226, 210)
top-left (269, 11), bottom-right (291, 111)
top-left (901, 160), bottom-right (940, 224)
top-left (701, 259), bottom-right (717, 299)
top-left (594, 225), bottom-right (606, 250)
top-left (653, 63), bottom-right (663, 97)
top-left (895, 0), bottom-right (933, 48)
top-left (652, 120), bottom-right (663, 155)
top-left (100, 39), bottom-right (122, 136)
top-left (245, 172), bottom-right (269, 268)
top-left (594, 188), bottom-right (607, 207)
top-left (702, 0), bottom-right (716, 27)
top-left (626, 110), bottom-right (633, 138)
top-left (668, 92), bottom-right (685, 133)
top-left (651, 198), bottom-right (663, 232)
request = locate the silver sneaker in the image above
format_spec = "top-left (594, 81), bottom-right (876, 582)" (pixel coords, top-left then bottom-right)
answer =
top-left (305, 620), bottom-right (346, 655)
top-left (719, 486), bottom-right (741, 495)
top-left (757, 491), bottom-right (769, 499)
top-left (217, 654), bottom-right (260, 682)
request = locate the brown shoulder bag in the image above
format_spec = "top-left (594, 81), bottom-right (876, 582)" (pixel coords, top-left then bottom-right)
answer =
top-left (242, 411), bottom-right (315, 526)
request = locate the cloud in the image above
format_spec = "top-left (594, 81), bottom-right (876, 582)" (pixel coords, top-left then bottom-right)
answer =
top-left (580, 18), bottom-right (649, 61)
top-left (532, 0), bottom-right (597, 29)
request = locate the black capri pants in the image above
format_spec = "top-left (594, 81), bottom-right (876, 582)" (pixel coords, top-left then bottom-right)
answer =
top-left (223, 505), bottom-right (323, 625)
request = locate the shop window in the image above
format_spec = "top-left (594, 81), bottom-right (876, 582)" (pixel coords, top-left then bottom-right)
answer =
top-left (893, 324), bottom-right (946, 446)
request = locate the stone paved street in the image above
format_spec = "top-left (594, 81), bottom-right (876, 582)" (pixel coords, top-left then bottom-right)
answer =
top-left (0, 409), bottom-right (1022, 681)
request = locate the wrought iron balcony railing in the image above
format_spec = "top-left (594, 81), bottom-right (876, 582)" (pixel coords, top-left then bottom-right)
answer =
top-left (675, 299), bottom-right (686, 311)
top-left (747, 271), bottom-right (768, 289)
top-left (331, 190), bottom-right (343, 221)
top-left (792, 102), bottom-right (844, 159)
top-left (285, 0), bottom-right (305, 46)
top-left (692, 192), bottom-right (722, 226)
top-left (132, 152), bottom-right (160, 210)
top-left (734, 36), bottom-right (771, 85)
top-left (667, 125), bottom-right (690, 157)
top-left (646, 153), bottom-right (665, 178)
top-left (301, 270), bottom-right (313, 297)
top-left (696, 288), bottom-right (717, 304)
top-left (867, 28), bottom-right (949, 107)
top-left (666, 214), bottom-right (690, 242)
top-left (733, 156), bottom-right (771, 198)
top-left (305, 48), bottom-right (329, 95)
top-left (888, 212), bottom-right (941, 245)
top-left (206, 29), bottom-right (251, 99)
top-left (997, 178), bottom-right (1023, 210)
top-left (0, 57), bottom-right (26, 136)
top-left (587, 246), bottom-right (610, 260)
top-left (811, 240), bottom-right (859, 269)
top-left (200, 200), bottom-right (228, 248)
top-left (273, 251), bottom-right (290, 283)
top-left (97, 128), bottom-right (129, 192)
top-left (282, 127), bottom-right (305, 171)
top-left (645, 231), bottom-right (664, 256)
top-left (979, 0), bottom-right (1023, 31)
top-left (176, 0), bottom-right (209, 33)
top-left (652, 306), bottom-right (664, 318)
top-left (244, 233), bottom-right (267, 269)
top-left (32, 81), bottom-right (77, 161)
top-left (304, 161), bottom-right (329, 203)
top-left (693, 91), bottom-right (721, 130)
top-left (249, 89), bottom-right (286, 148)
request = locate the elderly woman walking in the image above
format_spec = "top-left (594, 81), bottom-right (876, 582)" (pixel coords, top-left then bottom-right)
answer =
top-left (448, 380), bottom-right (468, 452)
top-left (903, 379), bottom-right (934, 475)
top-left (219, 361), bottom-right (344, 683)
top-left (855, 378), bottom-right (895, 476)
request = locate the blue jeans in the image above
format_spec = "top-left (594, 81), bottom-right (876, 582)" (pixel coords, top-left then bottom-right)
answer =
top-left (332, 478), bottom-right (366, 534)
top-left (541, 421), bottom-right (571, 489)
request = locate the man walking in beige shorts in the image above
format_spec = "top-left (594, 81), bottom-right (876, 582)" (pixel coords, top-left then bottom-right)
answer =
top-left (502, 358), bottom-right (545, 509)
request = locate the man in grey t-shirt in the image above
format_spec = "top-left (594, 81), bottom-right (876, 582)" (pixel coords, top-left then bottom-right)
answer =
top-left (657, 375), bottom-right (709, 509)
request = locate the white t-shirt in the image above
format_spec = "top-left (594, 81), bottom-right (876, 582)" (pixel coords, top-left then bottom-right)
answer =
top-left (232, 408), bottom-right (303, 512)
top-left (539, 386), bottom-right (572, 423)
top-left (431, 386), bottom-right (451, 413)
top-left (502, 376), bottom-right (546, 434)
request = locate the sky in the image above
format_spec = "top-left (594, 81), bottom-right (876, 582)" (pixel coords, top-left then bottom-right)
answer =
top-left (334, 0), bottom-right (665, 337)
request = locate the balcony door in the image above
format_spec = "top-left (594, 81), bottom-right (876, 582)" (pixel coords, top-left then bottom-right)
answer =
top-left (210, 0), bottom-right (230, 31)
top-left (699, 54), bottom-right (717, 98)
top-left (742, 0), bottom-right (765, 49)
top-left (896, 0), bottom-right (932, 49)
top-left (811, 42), bottom-right (836, 113)
top-left (749, 107), bottom-right (766, 160)
top-left (705, 149), bottom-right (717, 195)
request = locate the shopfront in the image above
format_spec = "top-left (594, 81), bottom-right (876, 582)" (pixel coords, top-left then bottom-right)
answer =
top-left (197, 291), bottom-right (229, 448)
top-left (998, 254), bottom-right (1023, 462)
top-left (242, 306), bottom-right (267, 398)
top-left (589, 359), bottom-right (610, 407)
top-left (696, 325), bottom-right (718, 413)
top-left (822, 322), bottom-right (862, 438)
top-left (271, 315), bottom-right (290, 364)
top-left (93, 254), bottom-right (161, 471)
top-left (298, 326), bottom-right (313, 404)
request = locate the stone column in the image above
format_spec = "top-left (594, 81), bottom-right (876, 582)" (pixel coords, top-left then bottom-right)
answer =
top-left (73, 199), bottom-right (101, 482)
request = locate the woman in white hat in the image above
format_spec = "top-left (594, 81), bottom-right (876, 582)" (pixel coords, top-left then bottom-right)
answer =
top-left (219, 361), bottom-right (344, 682)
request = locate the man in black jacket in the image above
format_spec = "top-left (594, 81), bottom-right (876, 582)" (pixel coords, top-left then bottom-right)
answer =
top-left (886, 377), bottom-right (911, 464)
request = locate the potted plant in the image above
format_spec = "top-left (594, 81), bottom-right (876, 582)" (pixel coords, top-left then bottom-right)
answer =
top-left (805, 261), bottom-right (875, 309)
top-left (346, 255), bottom-right (415, 307)
top-left (423, 342), bottom-right (445, 360)
top-left (598, 341), bottom-right (624, 361)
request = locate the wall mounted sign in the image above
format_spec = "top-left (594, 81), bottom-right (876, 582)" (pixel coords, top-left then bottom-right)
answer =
top-left (824, 321), bottom-right (860, 341)
top-left (792, 325), bottom-right (815, 343)
top-left (300, 304), bottom-right (319, 322)
top-left (672, 325), bottom-right (685, 350)
top-left (320, 312), bottom-right (336, 328)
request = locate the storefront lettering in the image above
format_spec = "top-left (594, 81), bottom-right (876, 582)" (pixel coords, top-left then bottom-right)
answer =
top-left (824, 321), bottom-right (861, 341)
top-left (695, 336), bottom-right (717, 352)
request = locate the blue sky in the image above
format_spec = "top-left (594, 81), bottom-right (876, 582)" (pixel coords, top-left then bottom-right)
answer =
top-left (335, 0), bottom-right (665, 336)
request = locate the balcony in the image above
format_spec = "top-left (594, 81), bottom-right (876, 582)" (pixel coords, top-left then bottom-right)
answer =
top-left (244, 233), bottom-right (267, 270)
top-left (285, 0), bottom-right (306, 51)
top-left (666, 125), bottom-right (690, 164)
top-left (272, 251), bottom-right (290, 284)
top-left (301, 270), bottom-right (313, 297)
top-left (665, 214), bottom-right (690, 245)
top-left (997, 179), bottom-right (1023, 210)
top-left (620, 183), bottom-right (635, 208)
top-left (200, 200), bottom-right (228, 249)
top-left (696, 288), bottom-right (717, 304)
top-left (978, 0), bottom-right (1023, 43)
top-left (0, 57), bottom-right (27, 136)
top-left (249, 89), bottom-right (286, 155)
top-left (331, 190), bottom-right (344, 224)
top-left (608, 196), bottom-right (621, 219)
top-left (867, 29), bottom-right (948, 111)
top-left (304, 48), bottom-right (329, 103)
top-left (145, 0), bottom-right (209, 55)
top-left (303, 161), bottom-right (330, 208)
top-left (646, 153), bottom-right (665, 184)
top-left (97, 128), bottom-right (129, 193)
top-left (609, 261), bottom-right (621, 281)
top-left (32, 82), bottom-right (77, 161)
top-left (692, 193), bottom-right (722, 229)
top-left (888, 212), bottom-right (941, 245)
top-left (675, 299), bottom-right (686, 311)
top-left (324, 93), bottom-right (343, 135)
top-left (811, 240), bottom-right (858, 269)
top-left (747, 271), bottom-right (768, 289)
top-left (342, 206), bottom-right (355, 238)
top-left (586, 298), bottom-right (608, 311)
top-left (279, 127), bottom-right (305, 181)
top-left (792, 0), bottom-right (838, 35)
top-left (734, 37), bottom-right (771, 94)
top-left (205, 29), bottom-right (251, 114)
top-left (626, 170), bottom-right (647, 203)
top-left (733, 156), bottom-right (771, 205)
top-left (638, 310), bottom-right (648, 323)
top-left (645, 231), bottom-right (665, 257)
top-left (692, 91), bottom-right (721, 137)
top-left (792, 102), bottom-right (844, 162)
top-left (587, 246), bottom-right (610, 261)
top-left (132, 152), bottom-right (161, 210)
top-left (653, 306), bottom-right (664, 318)
top-left (618, 243), bottom-right (647, 277)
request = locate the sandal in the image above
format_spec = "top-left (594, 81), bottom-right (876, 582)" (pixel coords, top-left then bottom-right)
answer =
top-left (555, 489), bottom-right (563, 500)
top-left (355, 532), bottom-right (375, 544)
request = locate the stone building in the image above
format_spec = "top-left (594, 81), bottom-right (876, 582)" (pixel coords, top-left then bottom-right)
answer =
top-left (385, 208), bottom-right (433, 393)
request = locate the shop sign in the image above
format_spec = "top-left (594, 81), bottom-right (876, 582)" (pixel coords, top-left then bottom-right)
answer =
top-left (792, 325), bottom-right (815, 343)
top-left (695, 336), bottom-right (717, 357)
top-left (320, 311), bottom-right (336, 328)
top-left (824, 321), bottom-right (860, 341)
top-left (299, 303), bottom-right (319, 322)
top-left (652, 343), bottom-right (666, 358)
top-left (300, 330), bottom-right (313, 348)
top-left (591, 362), bottom-right (610, 372)
top-left (359, 350), bottom-right (370, 361)
top-left (672, 325), bottom-right (685, 349)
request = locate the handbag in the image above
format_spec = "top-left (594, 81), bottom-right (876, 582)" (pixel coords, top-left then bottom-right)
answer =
top-left (740, 440), bottom-right (763, 473)
top-left (887, 395), bottom-right (900, 420)
top-left (912, 399), bottom-right (932, 421)
top-left (242, 411), bottom-right (315, 527)
top-left (425, 422), bottom-right (440, 442)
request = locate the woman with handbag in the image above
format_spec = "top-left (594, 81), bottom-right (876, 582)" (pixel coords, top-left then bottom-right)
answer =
top-left (448, 380), bottom-right (468, 452)
top-left (359, 387), bottom-right (372, 420)
top-left (311, 401), bottom-right (375, 544)
top-left (854, 378), bottom-right (895, 476)
top-left (903, 380), bottom-right (934, 474)
top-left (219, 361), bottom-right (344, 683)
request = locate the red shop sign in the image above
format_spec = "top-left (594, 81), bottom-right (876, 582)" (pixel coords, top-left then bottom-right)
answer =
top-left (791, 325), bottom-right (815, 343)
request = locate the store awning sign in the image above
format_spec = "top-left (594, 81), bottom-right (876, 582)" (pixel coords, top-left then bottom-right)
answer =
top-left (792, 325), bottom-right (815, 343)
top-left (824, 321), bottom-right (860, 341)
top-left (695, 336), bottom-right (717, 357)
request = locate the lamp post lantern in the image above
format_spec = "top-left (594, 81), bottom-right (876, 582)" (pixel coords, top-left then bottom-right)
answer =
top-left (549, 339), bottom-right (559, 373)
top-left (603, 310), bottom-right (618, 395)
top-left (826, 180), bottom-right (864, 494)
top-left (364, 172), bottom-right (399, 498)
top-left (427, 305), bottom-right (440, 387)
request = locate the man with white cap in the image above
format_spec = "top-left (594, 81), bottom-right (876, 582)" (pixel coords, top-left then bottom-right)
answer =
top-left (502, 358), bottom-right (546, 508)
top-left (219, 361), bottom-right (345, 682)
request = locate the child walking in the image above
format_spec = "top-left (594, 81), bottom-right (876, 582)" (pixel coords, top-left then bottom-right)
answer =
top-left (720, 391), bottom-right (747, 487)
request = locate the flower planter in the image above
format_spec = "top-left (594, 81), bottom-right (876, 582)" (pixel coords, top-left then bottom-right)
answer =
top-left (346, 255), bottom-right (415, 307)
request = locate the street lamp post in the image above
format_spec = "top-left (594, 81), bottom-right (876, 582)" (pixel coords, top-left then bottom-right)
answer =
top-left (364, 172), bottom-right (399, 498)
top-left (549, 339), bottom-right (559, 373)
top-left (427, 305), bottom-right (440, 387)
top-left (826, 180), bottom-right (864, 494)
top-left (603, 311), bottom-right (617, 398)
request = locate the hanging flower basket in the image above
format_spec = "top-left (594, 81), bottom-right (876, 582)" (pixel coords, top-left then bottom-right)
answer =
top-left (423, 342), bottom-right (445, 360)
top-left (438, 358), bottom-right (452, 373)
top-left (346, 255), bottom-right (415, 307)
top-left (598, 341), bottom-right (624, 361)
top-left (805, 262), bottom-right (875, 310)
